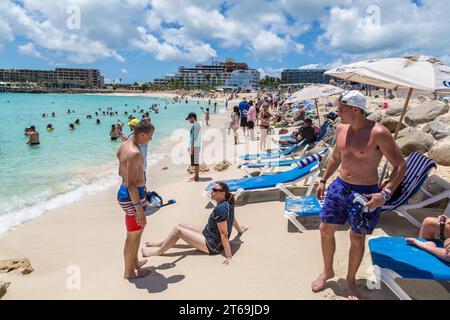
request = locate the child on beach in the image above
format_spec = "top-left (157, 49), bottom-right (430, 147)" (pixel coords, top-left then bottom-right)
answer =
top-left (203, 108), bottom-right (210, 126)
top-left (116, 120), bottom-right (155, 279)
top-left (142, 182), bottom-right (248, 265)
top-left (229, 106), bottom-right (240, 145)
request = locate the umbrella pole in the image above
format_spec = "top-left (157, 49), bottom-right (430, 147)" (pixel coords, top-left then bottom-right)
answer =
top-left (315, 99), bottom-right (321, 127)
top-left (378, 88), bottom-right (414, 185)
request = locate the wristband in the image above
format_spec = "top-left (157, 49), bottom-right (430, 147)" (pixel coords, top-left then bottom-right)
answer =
top-left (133, 201), bottom-right (142, 207)
top-left (382, 187), bottom-right (393, 196)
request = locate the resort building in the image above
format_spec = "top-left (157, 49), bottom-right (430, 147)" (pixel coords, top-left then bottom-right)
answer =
top-left (152, 59), bottom-right (260, 89)
top-left (281, 69), bottom-right (332, 85)
top-left (220, 69), bottom-right (260, 91)
top-left (0, 68), bottom-right (105, 89)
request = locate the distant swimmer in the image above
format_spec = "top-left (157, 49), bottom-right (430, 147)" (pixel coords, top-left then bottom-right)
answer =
top-left (95, 112), bottom-right (99, 116)
top-left (96, 119), bottom-right (101, 125)
top-left (75, 119), bottom-right (80, 125)
top-left (86, 114), bottom-right (92, 119)
top-left (124, 111), bottom-right (128, 115)
top-left (47, 124), bottom-right (54, 132)
top-left (52, 112), bottom-right (56, 117)
top-left (42, 113), bottom-right (46, 118)
top-left (110, 124), bottom-right (120, 141)
top-left (25, 126), bottom-right (40, 145)
top-left (69, 123), bottom-right (75, 130)
top-left (67, 109), bottom-right (71, 114)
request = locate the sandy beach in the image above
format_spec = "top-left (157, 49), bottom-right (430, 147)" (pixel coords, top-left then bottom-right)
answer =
top-left (1, 93), bottom-right (449, 300)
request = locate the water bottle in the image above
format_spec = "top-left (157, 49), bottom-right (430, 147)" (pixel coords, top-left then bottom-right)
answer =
top-left (353, 193), bottom-right (369, 213)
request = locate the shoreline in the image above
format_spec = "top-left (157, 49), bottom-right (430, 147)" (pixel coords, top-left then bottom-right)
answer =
top-left (1, 94), bottom-right (449, 300)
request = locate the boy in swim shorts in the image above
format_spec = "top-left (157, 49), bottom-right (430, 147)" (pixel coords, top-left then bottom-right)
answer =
top-left (116, 119), bottom-right (155, 279)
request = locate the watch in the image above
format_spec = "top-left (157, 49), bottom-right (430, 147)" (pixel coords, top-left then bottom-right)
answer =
top-left (380, 190), bottom-right (391, 201)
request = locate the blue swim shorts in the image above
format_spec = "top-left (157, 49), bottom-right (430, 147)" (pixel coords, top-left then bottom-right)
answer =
top-left (320, 177), bottom-right (381, 235)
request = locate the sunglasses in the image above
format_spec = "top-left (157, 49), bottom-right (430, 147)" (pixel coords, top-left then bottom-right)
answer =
top-left (211, 188), bottom-right (225, 193)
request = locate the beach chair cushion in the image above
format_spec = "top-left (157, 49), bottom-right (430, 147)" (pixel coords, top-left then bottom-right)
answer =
top-left (294, 153), bottom-right (322, 168)
top-left (382, 152), bottom-right (437, 212)
top-left (285, 196), bottom-right (323, 217)
top-left (369, 237), bottom-right (450, 281)
top-left (206, 161), bottom-right (318, 193)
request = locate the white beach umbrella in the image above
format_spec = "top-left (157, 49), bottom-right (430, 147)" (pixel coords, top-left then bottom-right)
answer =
top-left (325, 55), bottom-right (450, 182)
top-left (284, 84), bottom-right (344, 126)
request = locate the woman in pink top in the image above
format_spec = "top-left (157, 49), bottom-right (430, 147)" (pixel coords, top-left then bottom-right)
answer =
top-left (247, 102), bottom-right (257, 141)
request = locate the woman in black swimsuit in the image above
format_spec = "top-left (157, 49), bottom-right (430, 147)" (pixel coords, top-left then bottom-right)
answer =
top-left (141, 182), bottom-right (248, 265)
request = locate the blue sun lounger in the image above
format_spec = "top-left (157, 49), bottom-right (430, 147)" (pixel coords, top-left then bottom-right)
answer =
top-left (283, 152), bottom-right (441, 232)
top-left (239, 141), bottom-right (308, 162)
top-left (204, 153), bottom-right (327, 206)
top-left (241, 148), bottom-right (329, 177)
top-left (368, 237), bottom-right (450, 300)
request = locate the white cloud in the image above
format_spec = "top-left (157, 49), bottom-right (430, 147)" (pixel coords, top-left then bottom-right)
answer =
top-left (132, 26), bottom-right (217, 62)
top-left (17, 42), bottom-right (43, 59)
top-left (258, 67), bottom-right (284, 78)
top-left (298, 64), bottom-right (321, 69)
top-left (316, 0), bottom-right (450, 61)
top-left (121, 68), bottom-right (128, 74)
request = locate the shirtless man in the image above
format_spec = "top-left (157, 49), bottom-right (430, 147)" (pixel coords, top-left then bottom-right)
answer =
top-left (116, 119), bottom-right (155, 279)
top-left (311, 90), bottom-right (406, 300)
top-left (26, 125), bottom-right (40, 145)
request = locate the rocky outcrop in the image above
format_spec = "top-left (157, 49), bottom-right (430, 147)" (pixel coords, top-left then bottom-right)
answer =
top-left (396, 131), bottom-right (434, 156)
top-left (395, 127), bottom-right (419, 140)
top-left (214, 161), bottom-right (231, 172)
top-left (429, 137), bottom-right (450, 166)
top-left (366, 111), bottom-right (384, 122)
top-left (380, 116), bottom-right (407, 133)
top-left (0, 281), bottom-right (10, 299)
top-left (422, 115), bottom-right (450, 140)
top-left (404, 102), bottom-right (449, 126)
top-left (187, 164), bottom-right (209, 173)
top-left (385, 105), bottom-right (407, 117)
top-left (0, 258), bottom-right (33, 275)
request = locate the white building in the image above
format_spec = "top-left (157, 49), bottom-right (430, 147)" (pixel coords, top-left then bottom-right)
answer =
top-left (221, 69), bottom-right (260, 91)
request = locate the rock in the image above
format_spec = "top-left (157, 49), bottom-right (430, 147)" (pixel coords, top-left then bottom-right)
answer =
top-left (404, 102), bottom-right (449, 126)
top-left (395, 127), bottom-right (419, 140)
top-left (380, 116), bottom-right (407, 133)
top-left (0, 281), bottom-right (10, 299)
top-left (422, 115), bottom-right (450, 140)
top-left (429, 137), bottom-right (450, 166)
top-left (366, 111), bottom-right (384, 122)
top-left (187, 164), bottom-right (209, 174)
top-left (161, 166), bottom-right (168, 170)
top-left (214, 161), bottom-right (231, 172)
top-left (396, 131), bottom-right (435, 156)
top-left (278, 128), bottom-right (289, 135)
top-left (385, 105), bottom-right (406, 117)
top-left (0, 258), bottom-right (33, 275)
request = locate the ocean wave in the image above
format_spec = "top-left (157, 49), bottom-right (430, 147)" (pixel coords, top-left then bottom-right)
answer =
top-left (0, 152), bottom-right (167, 236)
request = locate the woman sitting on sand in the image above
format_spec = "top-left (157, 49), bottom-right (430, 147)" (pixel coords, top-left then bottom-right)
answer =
top-left (142, 182), bottom-right (248, 265)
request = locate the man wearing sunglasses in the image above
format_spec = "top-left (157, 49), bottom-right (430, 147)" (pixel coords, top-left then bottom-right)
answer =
top-left (311, 90), bottom-right (406, 300)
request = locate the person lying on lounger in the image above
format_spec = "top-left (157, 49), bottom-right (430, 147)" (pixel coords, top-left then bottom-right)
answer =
top-left (406, 215), bottom-right (450, 262)
top-left (280, 118), bottom-right (317, 145)
top-left (142, 182), bottom-right (248, 265)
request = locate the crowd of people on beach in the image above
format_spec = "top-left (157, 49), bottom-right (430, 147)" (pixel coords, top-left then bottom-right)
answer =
top-left (112, 85), bottom-right (449, 300)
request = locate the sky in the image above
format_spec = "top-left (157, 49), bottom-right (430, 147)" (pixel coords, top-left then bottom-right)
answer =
top-left (0, 0), bottom-right (449, 83)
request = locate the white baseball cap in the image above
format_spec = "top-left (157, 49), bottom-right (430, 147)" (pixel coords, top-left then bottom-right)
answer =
top-left (340, 90), bottom-right (366, 111)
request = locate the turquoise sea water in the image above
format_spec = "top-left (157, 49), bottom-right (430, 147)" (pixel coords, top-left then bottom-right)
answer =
top-left (0, 93), bottom-right (218, 234)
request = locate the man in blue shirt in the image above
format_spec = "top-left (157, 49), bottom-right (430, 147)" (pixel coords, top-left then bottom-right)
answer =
top-left (238, 98), bottom-right (250, 136)
top-left (186, 112), bottom-right (201, 182)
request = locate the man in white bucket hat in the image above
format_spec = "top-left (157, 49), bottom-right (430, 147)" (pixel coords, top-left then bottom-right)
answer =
top-left (311, 90), bottom-right (407, 300)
